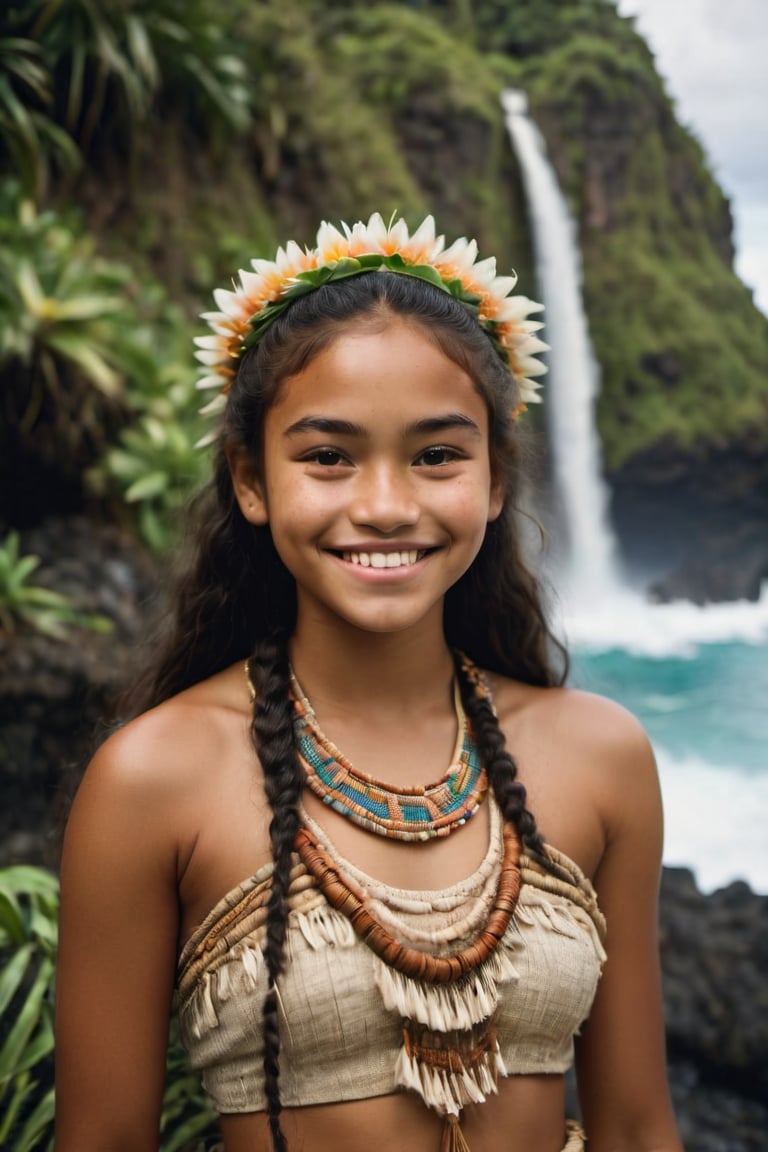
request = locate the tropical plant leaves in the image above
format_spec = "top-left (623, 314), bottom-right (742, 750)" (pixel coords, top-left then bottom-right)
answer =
top-left (0, 868), bottom-right (58, 1152)
top-left (0, 865), bottom-right (219, 1150)
top-left (0, 531), bottom-right (113, 638)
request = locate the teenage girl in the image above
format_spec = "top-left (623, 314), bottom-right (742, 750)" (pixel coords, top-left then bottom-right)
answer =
top-left (55, 215), bottom-right (684, 1152)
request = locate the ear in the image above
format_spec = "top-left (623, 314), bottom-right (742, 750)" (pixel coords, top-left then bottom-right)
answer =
top-left (487, 474), bottom-right (504, 523)
top-left (227, 445), bottom-right (269, 526)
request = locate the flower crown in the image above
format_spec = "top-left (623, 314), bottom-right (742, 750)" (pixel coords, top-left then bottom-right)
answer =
top-left (194, 213), bottom-right (547, 432)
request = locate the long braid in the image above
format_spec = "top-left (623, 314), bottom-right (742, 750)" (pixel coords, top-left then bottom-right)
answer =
top-left (249, 634), bottom-right (304, 1152)
top-left (453, 652), bottom-right (550, 868)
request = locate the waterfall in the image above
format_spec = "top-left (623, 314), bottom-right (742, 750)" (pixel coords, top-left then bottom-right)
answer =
top-left (501, 89), bottom-right (622, 608)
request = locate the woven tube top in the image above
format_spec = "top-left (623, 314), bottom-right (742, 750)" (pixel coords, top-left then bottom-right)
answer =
top-left (177, 797), bottom-right (606, 1114)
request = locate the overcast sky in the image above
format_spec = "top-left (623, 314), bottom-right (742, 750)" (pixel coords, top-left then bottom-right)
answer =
top-left (617, 0), bottom-right (768, 315)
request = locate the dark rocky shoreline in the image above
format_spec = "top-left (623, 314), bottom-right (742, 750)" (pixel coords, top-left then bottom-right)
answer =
top-left (1, 516), bottom-right (766, 1151)
top-left (661, 869), bottom-right (768, 1151)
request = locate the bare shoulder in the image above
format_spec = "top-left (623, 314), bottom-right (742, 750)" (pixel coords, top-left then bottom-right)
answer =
top-left (66, 662), bottom-right (254, 871)
top-left (486, 674), bottom-right (662, 877)
top-left (92, 661), bottom-right (249, 777)
top-left (490, 675), bottom-right (654, 770)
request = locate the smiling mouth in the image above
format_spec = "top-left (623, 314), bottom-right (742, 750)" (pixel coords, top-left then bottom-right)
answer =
top-left (337, 549), bottom-right (430, 569)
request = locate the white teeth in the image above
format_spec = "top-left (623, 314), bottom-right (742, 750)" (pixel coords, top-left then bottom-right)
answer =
top-left (341, 550), bottom-right (424, 568)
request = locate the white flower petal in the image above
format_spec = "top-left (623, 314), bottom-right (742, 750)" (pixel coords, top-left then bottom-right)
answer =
top-left (436, 236), bottom-right (477, 272)
top-left (316, 221), bottom-right (348, 260)
top-left (488, 274), bottom-right (518, 299)
top-left (250, 257), bottom-right (280, 277)
top-left (519, 380), bottom-right (544, 404)
top-left (201, 318), bottom-right (235, 337)
top-left (517, 356), bottom-right (548, 377)
top-left (193, 335), bottom-right (224, 350)
top-left (496, 295), bottom-right (544, 322)
top-left (386, 218), bottom-right (410, 249)
top-left (199, 392), bottom-right (228, 416)
top-left (364, 213), bottom-right (388, 247)
top-left (196, 374), bottom-right (224, 391)
top-left (194, 349), bottom-right (225, 366)
top-left (238, 269), bottom-right (268, 296)
top-left (277, 239), bottom-right (311, 271)
top-left (212, 287), bottom-right (242, 317)
top-left (470, 256), bottom-right (497, 286)
top-left (518, 335), bottom-right (549, 355)
top-left (409, 215), bottom-right (437, 251)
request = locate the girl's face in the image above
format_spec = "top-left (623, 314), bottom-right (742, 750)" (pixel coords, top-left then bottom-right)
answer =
top-left (232, 317), bottom-right (503, 639)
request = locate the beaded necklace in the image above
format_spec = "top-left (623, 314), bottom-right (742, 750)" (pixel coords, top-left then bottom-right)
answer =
top-left (289, 667), bottom-right (488, 841)
top-left (244, 654), bottom-right (521, 1147)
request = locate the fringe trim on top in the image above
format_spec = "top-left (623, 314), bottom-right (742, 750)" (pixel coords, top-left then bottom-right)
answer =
top-left (510, 895), bottom-right (607, 964)
top-left (187, 971), bottom-right (219, 1040)
top-left (373, 947), bottom-right (518, 1031)
top-left (294, 903), bottom-right (358, 951)
top-left (394, 1018), bottom-right (505, 1117)
top-left (183, 939), bottom-right (267, 1040)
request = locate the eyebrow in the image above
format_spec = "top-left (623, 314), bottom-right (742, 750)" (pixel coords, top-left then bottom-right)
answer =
top-left (284, 413), bottom-right (482, 438)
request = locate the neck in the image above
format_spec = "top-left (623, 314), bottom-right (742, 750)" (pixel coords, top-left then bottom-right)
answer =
top-left (289, 614), bottom-right (456, 720)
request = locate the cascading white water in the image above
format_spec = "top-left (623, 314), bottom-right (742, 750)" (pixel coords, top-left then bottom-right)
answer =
top-left (500, 99), bottom-right (768, 899)
top-left (501, 89), bottom-right (622, 608)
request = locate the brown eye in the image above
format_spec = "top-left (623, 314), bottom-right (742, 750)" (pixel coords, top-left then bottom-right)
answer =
top-left (416, 446), bottom-right (458, 466)
top-left (308, 449), bottom-right (344, 466)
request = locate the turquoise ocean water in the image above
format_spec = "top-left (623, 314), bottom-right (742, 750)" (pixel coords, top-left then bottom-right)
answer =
top-left (561, 595), bottom-right (768, 894)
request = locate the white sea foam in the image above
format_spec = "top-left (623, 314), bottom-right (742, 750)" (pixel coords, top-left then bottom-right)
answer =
top-left (655, 744), bottom-right (768, 894)
top-left (558, 584), bottom-right (768, 658)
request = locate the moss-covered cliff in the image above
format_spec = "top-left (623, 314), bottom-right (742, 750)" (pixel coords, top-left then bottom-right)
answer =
top-left (519, 8), bottom-right (767, 471)
top-left (82, 0), bottom-right (768, 471)
top-left (2, 0), bottom-right (766, 594)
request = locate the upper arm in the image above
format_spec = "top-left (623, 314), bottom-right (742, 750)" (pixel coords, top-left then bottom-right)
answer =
top-left (55, 725), bottom-right (181, 1152)
top-left (575, 704), bottom-right (683, 1151)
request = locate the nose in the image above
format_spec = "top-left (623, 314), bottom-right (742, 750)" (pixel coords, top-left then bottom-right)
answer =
top-left (348, 462), bottom-right (419, 533)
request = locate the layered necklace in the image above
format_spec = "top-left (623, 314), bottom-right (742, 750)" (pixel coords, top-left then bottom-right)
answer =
top-left (289, 666), bottom-right (488, 841)
top-left (245, 653), bottom-right (521, 1148)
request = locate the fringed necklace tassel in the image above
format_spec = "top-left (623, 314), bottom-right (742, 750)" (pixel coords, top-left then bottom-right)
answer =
top-left (440, 1114), bottom-right (472, 1152)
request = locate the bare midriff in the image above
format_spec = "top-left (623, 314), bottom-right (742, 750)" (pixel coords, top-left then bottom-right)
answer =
top-left (219, 1074), bottom-right (568, 1152)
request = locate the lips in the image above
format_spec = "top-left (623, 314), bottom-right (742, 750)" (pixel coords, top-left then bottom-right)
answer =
top-left (340, 549), bottom-right (427, 568)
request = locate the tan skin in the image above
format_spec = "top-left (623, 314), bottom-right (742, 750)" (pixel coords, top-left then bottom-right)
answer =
top-left (55, 319), bottom-right (683, 1152)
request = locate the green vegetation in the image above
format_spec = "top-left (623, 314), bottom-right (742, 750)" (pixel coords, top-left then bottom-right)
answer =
top-left (7, 0), bottom-right (251, 158)
top-left (0, 187), bottom-right (141, 398)
top-left (0, 866), bottom-right (57, 1152)
top-left (0, 184), bottom-right (149, 510)
top-left (0, 33), bottom-right (79, 200)
top-left (586, 232), bottom-right (768, 468)
top-left (100, 315), bottom-right (211, 552)
top-left (0, 532), bottom-right (112, 638)
top-left (0, 183), bottom-right (210, 542)
top-left (0, 866), bottom-right (218, 1150)
top-left (519, 16), bottom-right (768, 468)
